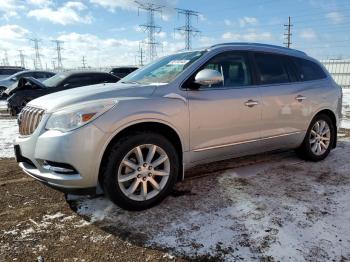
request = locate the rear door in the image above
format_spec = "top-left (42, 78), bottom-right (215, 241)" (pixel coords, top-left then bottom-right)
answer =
top-left (186, 51), bottom-right (263, 163)
top-left (254, 52), bottom-right (311, 149)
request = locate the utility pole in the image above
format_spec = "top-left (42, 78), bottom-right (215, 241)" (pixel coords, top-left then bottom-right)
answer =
top-left (135, 1), bottom-right (163, 62)
top-left (82, 56), bottom-right (87, 69)
top-left (30, 38), bottom-right (42, 69)
top-left (52, 40), bottom-right (64, 70)
top-left (175, 8), bottom-right (201, 50)
top-left (284, 16), bottom-right (293, 48)
top-left (18, 50), bottom-right (25, 68)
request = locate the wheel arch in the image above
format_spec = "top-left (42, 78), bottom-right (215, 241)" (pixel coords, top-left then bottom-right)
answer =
top-left (98, 121), bottom-right (184, 187)
top-left (312, 109), bottom-right (338, 148)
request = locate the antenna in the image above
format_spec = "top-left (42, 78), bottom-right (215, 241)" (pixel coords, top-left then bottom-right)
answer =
top-left (284, 16), bottom-right (293, 48)
top-left (52, 40), bottom-right (64, 70)
top-left (30, 38), bottom-right (42, 69)
top-left (175, 8), bottom-right (201, 50)
top-left (135, 1), bottom-right (164, 62)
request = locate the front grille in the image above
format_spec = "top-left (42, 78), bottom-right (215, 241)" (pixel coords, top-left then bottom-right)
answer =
top-left (18, 106), bottom-right (45, 136)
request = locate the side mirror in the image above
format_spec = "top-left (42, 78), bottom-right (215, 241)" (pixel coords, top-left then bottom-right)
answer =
top-left (194, 69), bottom-right (223, 86)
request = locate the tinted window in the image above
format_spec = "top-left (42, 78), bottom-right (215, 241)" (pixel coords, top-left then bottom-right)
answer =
top-left (255, 53), bottom-right (290, 84)
top-left (0, 68), bottom-right (23, 75)
top-left (63, 75), bottom-right (94, 88)
top-left (96, 74), bottom-right (118, 83)
top-left (199, 52), bottom-right (252, 88)
top-left (293, 57), bottom-right (327, 81)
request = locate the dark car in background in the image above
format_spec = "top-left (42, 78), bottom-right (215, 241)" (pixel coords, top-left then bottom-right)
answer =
top-left (110, 66), bottom-right (138, 79)
top-left (7, 71), bottom-right (119, 115)
top-left (0, 66), bottom-right (25, 80)
top-left (0, 70), bottom-right (55, 98)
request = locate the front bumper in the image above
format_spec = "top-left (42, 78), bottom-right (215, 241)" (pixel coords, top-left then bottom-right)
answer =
top-left (14, 117), bottom-right (109, 194)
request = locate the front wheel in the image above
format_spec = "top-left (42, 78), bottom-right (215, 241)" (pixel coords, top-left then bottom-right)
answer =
top-left (102, 132), bottom-right (179, 210)
top-left (296, 114), bottom-right (335, 161)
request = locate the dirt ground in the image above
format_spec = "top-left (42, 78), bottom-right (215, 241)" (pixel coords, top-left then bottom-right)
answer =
top-left (0, 158), bottom-right (187, 262)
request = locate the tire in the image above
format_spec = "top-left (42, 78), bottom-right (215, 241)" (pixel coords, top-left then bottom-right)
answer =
top-left (102, 131), bottom-right (179, 210)
top-left (296, 114), bottom-right (335, 161)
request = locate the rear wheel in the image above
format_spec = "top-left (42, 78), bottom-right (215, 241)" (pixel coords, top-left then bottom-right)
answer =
top-left (296, 114), bottom-right (335, 161)
top-left (102, 131), bottom-right (179, 210)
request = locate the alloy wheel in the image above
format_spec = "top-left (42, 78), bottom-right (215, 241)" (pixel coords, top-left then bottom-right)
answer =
top-left (117, 144), bottom-right (170, 201)
top-left (309, 120), bottom-right (331, 156)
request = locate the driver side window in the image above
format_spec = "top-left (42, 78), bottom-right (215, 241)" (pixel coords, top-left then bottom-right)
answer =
top-left (200, 52), bottom-right (252, 89)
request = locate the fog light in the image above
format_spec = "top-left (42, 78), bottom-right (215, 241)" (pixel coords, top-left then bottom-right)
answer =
top-left (42, 160), bottom-right (77, 174)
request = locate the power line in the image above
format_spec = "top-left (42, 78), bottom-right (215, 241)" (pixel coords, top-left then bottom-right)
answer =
top-left (135, 1), bottom-right (164, 62)
top-left (175, 8), bottom-right (201, 50)
top-left (284, 16), bottom-right (293, 48)
top-left (30, 38), bottom-right (42, 70)
top-left (52, 40), bottom-right (64, 70)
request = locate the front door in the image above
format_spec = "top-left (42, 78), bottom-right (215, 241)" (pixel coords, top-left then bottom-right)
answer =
top-left (186, 51), bottom-right (262, 164)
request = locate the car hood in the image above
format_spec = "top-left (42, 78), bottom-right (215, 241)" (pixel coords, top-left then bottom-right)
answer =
top-left (0, 79), bottom-right (13, 88)
top-left (4, 77), bottom-right (45, 95)
top-left (28, 82), bottom-right (157, 113)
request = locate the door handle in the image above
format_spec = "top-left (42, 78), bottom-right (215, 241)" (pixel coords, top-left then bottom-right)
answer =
top-left (295, 95), bottom-right (306, 102)
top-left (244, 99), bottom-right (259, 107)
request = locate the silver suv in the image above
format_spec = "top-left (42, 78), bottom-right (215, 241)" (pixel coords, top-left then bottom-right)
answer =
top-left (15, 43), bottom-right (342, 210)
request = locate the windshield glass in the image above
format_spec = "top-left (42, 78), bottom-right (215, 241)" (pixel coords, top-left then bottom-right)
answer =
top-left (122, 50), bottom-right (206, 85)
top-left (43, 72), bottom-right (67, 87)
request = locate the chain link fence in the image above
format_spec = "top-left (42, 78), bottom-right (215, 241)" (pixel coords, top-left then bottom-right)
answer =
top-left (322, 59), bottom-right (350, 89)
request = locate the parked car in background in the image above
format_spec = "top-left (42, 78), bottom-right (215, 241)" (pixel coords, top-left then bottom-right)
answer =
top-left (0, 70), bottom-right (55, 98)
top-left (110, 66), bottom-right (138, 79)
top-left (14, 43), bottom-right (342, 210)
top-left (7, 71), bottom-right (119, 115)
top-left (0, 66), bottom-right (25, 80)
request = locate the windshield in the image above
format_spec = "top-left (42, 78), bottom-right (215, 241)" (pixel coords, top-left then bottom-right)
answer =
top-left (43, 72), bottom-right (68, 87)
top-left (122, 50), bottom-right (206, 85)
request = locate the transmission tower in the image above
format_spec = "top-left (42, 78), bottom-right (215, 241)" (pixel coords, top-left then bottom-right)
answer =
top-left (82, 56), bottom-right (87, 69)
top-left (30, 38), bottom-right (42, 69)
top-left (3, 50), bottom-right (10, 66)
top-left (52, 40), bottom-right (64, 70)
top-left (136, 42), bottom-right (145, 66)
top-left (51, 60), bottom-right (56, 70)
top-left (284, 16), bottom-right (293, 48)
top-left (135, 1), bottom-right (163, 62)
top-left (18, 50), bottom-right (25, 68)
top-left (175, 8), bottom-right (201, 50)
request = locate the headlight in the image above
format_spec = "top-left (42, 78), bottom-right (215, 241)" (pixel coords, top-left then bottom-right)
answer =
top-left (46, 99), bottom-right (117, 132)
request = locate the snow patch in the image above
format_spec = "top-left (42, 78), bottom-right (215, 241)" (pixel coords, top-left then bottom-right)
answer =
top-left (0, 119), bottom-right (18, 158)
top-left (74, 139), bottom-right (350, 260)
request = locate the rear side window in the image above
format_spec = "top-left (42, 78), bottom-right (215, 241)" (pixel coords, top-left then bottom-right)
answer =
top-left (254, 53), bottom-right (289, 85)
top-left (293, 58), bottom-right (327, 81)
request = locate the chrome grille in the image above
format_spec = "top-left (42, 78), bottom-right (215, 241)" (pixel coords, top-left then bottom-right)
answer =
top-left (18, 106), bottom-right (45, 136)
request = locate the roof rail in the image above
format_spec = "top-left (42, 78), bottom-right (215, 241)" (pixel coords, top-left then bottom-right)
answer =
top-left (209, 42), bottom-right (307, 56)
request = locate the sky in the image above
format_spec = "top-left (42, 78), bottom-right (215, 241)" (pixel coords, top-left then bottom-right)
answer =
top-left (0, 0), bottom-right (349, 69)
